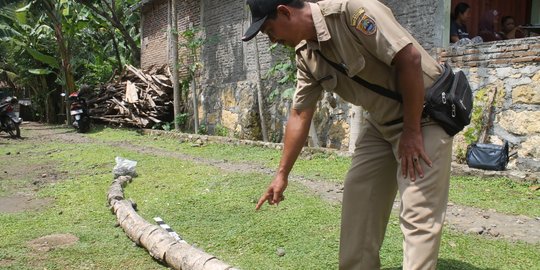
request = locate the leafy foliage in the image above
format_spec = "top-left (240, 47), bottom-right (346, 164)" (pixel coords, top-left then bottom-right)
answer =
top-left (214, 124), bottom-right (229, 137)
top-left (0, 0), bottom-right (141, 123)
top-left (265, 44), bottom-right (297, 102)
top-left (178, 26), bottom-right (214, 134)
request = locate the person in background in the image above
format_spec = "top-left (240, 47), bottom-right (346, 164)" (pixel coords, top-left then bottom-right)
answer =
top-left (478, 9), bottom-right (503, 42)
top-left (499, 16), bottom-right (526, 39)
top-left (450, 2), bottom-right (471, 43)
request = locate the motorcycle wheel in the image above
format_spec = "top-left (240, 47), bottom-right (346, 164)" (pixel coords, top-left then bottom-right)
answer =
top-left (77, 116), bottom-right (90, 133)
top-left (5, 119), bottom-right (20, 138)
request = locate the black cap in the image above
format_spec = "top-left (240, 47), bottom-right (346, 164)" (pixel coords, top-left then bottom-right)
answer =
top-left (242, 0), bottom-right (293, 42)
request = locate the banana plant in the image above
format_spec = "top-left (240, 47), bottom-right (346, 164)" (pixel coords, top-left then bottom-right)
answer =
top-left (1, 0), bottom-right (73, 122)
top-left (75, 0), bottom-right (141, 67)
top-left (33, 0), bottom-right (76, 98)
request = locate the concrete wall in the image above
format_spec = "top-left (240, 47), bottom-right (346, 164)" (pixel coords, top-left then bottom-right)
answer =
top-left (382, 0), bottom-right (447, 52)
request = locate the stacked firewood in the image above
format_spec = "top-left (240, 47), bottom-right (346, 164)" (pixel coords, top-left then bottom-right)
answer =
top-left (87, 65), bottom-right (174, 128)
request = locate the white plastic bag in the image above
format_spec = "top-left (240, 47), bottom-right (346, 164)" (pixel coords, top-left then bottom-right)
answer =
top-left (113, 157), bottom-right (138, 178)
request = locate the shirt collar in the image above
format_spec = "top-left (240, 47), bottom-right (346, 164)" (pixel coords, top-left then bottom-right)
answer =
top-left (295, 2), bottom-right (331, 52)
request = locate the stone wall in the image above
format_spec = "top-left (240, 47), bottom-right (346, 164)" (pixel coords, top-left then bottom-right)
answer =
top-left (198, 0), bottom-right (276, 140)
top-left (140, 0), bottom-right (446, 143)
top-left (437, 37), bottom-right (540, 171)
top-left (137, 1), bottom-right (540, 172)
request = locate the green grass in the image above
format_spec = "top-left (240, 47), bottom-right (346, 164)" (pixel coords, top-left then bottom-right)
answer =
top-left (90, 127), bottom-right (539, 217)
top-left (449, 176), bottom-right (539, 217)
top-left (0, 142), bottom-right (166, 269)
top-left (0, 125), bottom-right (538, 269)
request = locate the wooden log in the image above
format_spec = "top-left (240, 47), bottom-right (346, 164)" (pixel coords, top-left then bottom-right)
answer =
top-left (126, 65), bottom-right (151, 84)
top-left (115, 204), bottom-right (131, 225)
top-left (139, 225), bottom-right (161, 249)
top-left (107, 175), bottom-right (238, 270)
top-left (147, 116), bottom-right (161, 123)
top-left (107, 176), bottom-right (132, 204)
top-left (131, 223), bottom-right (155, 246)
top-left (164, 242), bottom-right (237, 270)
top-left (148, 231), bottom-right (178, 260)
top-left (107, 184), bottom-right (124, 204)
top-left (152, 74), bottom-right (172, 88)
top-left (121, 211), bottom-right (151, 244)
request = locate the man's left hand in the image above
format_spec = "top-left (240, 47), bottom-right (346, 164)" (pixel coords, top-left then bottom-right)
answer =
top-left (398, 129), bottom-right (432, 181)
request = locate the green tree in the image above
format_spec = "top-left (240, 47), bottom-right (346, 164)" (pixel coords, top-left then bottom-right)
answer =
top-left (1, 0), bottom-right (135, 123)
top-left (75, 0), bottom-right (141, 67)
top-left (0, 0), bottom-right (62, 122)
top-left (179, 26), bottom-right (207, 134)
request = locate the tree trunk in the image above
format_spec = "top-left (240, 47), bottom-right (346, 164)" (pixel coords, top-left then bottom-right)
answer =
top-left (349, 105), bottom-right (364, 153)
top-left (41, 0), bottom-right (75, 124)
top-left (308, 118), bottom-right (319, 147)
top-left (115, 22), bottom-right (141, 67)
top-left (111, 30), bottom-right (123, 72)
top-left (107, 176), bottom-right (238, 270)
top-left (191, 76), bottom-right (199, 134)
top-left (169, 0), bottom-right (180, 131)
top-left (253, 37), bottom-right (269, 142)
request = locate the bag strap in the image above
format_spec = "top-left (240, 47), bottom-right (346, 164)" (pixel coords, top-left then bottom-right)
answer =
top-left (504, 140), bottom-right (509, 162)
top-left (315, 50), bottom-right (403, 103)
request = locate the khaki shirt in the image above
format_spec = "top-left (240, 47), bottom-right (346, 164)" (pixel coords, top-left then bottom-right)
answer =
top-left (293, 0), bottom-right (443, 124)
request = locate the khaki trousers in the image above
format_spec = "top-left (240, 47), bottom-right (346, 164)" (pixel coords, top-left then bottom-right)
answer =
top-left (339, 117), bottom-right (453, 270)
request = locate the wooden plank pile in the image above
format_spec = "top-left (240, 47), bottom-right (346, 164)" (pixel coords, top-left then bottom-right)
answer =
top-left (87, 65), bottom-right (174, 128)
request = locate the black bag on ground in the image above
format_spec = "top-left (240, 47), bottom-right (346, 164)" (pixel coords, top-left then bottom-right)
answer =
top-left (424, 63), bottom-right (474, 136)
top-left (466, 141), bottom-right (509, 171)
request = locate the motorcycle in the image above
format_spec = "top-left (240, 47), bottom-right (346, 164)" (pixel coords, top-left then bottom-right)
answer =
top-left (68, 92), bottom-right (90, 133)
top-left (0, 96), bottom-right (22, 138)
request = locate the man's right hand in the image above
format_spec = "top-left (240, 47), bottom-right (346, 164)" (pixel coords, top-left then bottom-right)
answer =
top-left (255, 174), bottom-right (288, 210)
top-left (255, 107), bottom-right (314, 210)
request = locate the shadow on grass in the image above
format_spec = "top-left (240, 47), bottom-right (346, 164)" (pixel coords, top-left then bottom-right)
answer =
top-left (383, 259), bottom-right (498, 270)
top-left (87, 123), bottom-right (107, 134)
top-left (87, 123), bottom-right (143, 135)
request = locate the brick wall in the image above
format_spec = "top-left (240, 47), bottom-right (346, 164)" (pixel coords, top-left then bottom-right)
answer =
top-left (141, 0), bottom-right (201, 75)
top-left (141, 0), bottom-right (168, 70)
top-left (438, 40), bottom-right (540, 68)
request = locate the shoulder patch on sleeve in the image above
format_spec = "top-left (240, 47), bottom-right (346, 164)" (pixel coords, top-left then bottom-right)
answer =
top-left (350, 8), bottom-right (365, 26)
top-left (355, 14), bottom-right (377, 36)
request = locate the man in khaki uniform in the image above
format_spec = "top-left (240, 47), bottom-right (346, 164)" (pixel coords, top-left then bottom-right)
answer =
top-left (242, 0), bottom-right (453, 269)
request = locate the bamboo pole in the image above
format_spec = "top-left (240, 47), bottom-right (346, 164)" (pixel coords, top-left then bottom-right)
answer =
top-left (253, 36), bottom-right (269, 142)
top-left (169, 0), bottom-right (181, 131)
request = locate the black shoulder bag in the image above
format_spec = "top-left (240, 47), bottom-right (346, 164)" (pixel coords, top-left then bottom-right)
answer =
top-left (315, 50), bottom-right (473, 136)
top-left (466, 141), bottom-right (509, 171)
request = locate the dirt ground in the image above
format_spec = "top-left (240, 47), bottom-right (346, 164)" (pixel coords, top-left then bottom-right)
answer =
top-left (1, 122), bottom-right (539, 246)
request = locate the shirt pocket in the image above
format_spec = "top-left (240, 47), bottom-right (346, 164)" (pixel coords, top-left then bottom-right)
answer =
top-left (317, 73), bottom-right (337, 92)
top-left (342, 55), bottom-right (365, 77)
